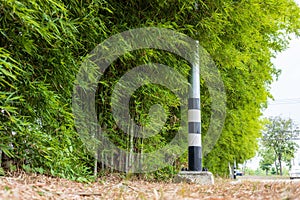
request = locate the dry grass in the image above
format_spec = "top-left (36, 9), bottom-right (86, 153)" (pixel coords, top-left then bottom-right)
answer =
top-left (0, 172), bottom-right (300, 200)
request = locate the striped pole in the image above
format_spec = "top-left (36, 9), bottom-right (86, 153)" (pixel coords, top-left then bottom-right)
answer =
top-left (233, 160), bottom-right (237, 179)
top-left (188, 40), bottom-right (202, 171)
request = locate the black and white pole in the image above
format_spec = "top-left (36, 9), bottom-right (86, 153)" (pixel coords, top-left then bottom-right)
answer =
top-left (233, 160), bottom-right (237, 179)
top-left (188, 40), bottom-right (202, 171)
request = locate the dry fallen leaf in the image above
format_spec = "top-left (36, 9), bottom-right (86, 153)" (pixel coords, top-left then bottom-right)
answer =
top-left (0, 173), bottom-right (300, 200)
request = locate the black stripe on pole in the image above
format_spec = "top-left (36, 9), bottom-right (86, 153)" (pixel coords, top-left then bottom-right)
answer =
top-left (188, 122), bottom-right (201, 134)
top-left (188, 146), bottom-right (202, 171)
top-left (188, 98), bottom-right (200, 109)
top-left (233, 166), bottom-right (237, 179)
top-left (188, 97), bottom-right (202, 171)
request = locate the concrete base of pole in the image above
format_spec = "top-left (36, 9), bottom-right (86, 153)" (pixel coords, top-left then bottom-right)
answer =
top-left (174, 171), bottom-right (214, 185)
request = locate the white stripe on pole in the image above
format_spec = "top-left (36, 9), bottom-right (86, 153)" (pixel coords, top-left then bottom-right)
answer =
top-left (188, 109), bottom-right (200, 122)
top-left (188, 133), bottom-right (201, 146)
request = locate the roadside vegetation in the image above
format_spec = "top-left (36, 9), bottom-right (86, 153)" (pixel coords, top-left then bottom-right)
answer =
top-left (1, 0), bottom-right (300, 182)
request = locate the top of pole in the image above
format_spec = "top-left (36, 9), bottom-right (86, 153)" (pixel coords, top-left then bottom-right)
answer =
top-left (189, 40), bottom-right (200, 99)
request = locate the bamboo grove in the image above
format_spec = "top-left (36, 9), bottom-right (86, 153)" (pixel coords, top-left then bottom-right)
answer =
top-left (1, 0), bottom-right (300, 180)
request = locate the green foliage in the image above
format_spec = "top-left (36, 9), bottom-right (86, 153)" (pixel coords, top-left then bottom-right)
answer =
top-left (271, 167), bottom-right (277, 175)
top-left (259, 146), bottom-right (275, 175)
top-left (0, 0), bottom-right (105, 180)
top-left (261, 117), bottom-right (300, 175)
top-left (1, 0), bottom-right (300, 180)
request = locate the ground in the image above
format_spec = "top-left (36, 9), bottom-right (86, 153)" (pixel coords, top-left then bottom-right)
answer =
top-left (0, 173), bottom-right (300, 199)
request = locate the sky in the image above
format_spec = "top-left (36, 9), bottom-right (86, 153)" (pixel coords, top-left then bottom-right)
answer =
top-left (263, 35), bottom-right (300, 126)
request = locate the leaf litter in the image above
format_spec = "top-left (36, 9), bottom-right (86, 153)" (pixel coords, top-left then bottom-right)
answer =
top-left (0, 172), bottom-right (299, 200)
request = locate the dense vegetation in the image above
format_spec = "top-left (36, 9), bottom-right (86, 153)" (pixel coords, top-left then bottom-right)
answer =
top-left (259, 117), bottom-right (299, 176)
top-left (1, 0), bottom-right (300, 180)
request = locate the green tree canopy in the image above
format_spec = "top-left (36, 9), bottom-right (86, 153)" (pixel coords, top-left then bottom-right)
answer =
top-left (261, 116), bottom-right (299, 175)
top-left (259, 144), bottom-right (275, 175)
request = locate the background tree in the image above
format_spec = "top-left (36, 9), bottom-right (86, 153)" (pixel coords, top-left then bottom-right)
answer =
top-left (261, 117), bottom-right (299, 176)
top-left (259, 146), bottom-right (275, 175)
